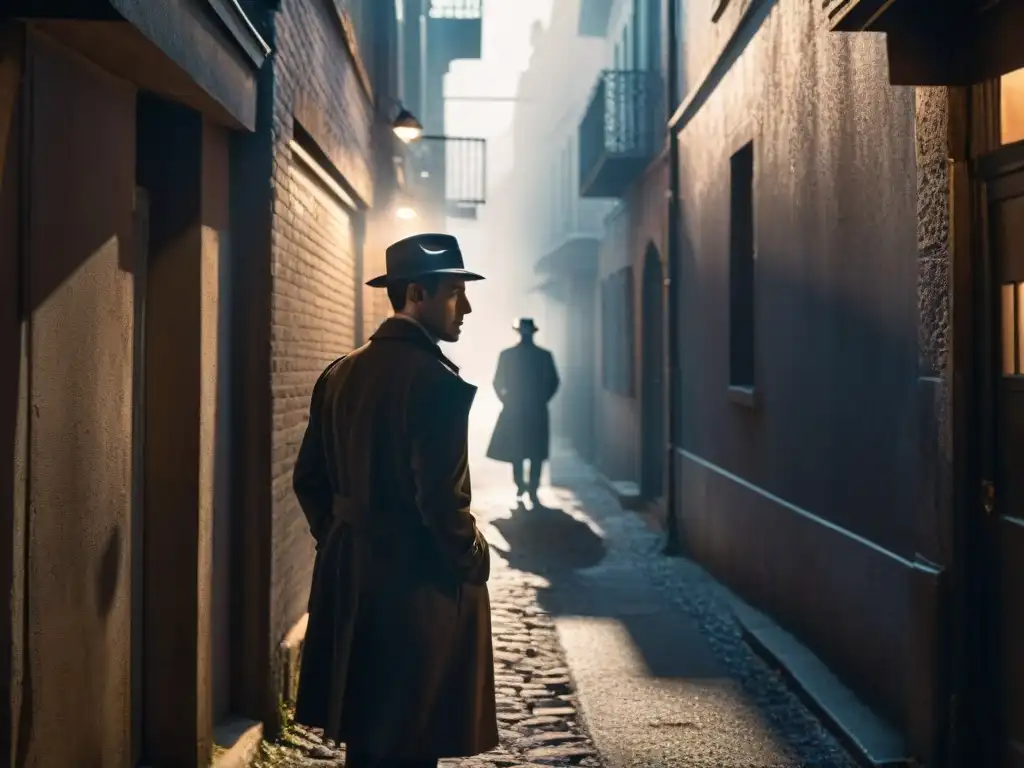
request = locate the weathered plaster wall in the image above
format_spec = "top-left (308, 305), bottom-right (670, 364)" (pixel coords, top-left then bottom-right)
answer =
top-left (22, 33), bottom-right (135, 767)
top-left (913, 87), bottom-right (952, 569)
top-left (677, 0), bottom-right (919, 558)
top-left (673, 0), bottom-right (930, 731)
top-left (628, 157), bottom-right (668, 498)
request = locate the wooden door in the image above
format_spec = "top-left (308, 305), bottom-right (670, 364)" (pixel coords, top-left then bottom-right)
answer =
top-left (979, 142), bottom-right (1024, 767)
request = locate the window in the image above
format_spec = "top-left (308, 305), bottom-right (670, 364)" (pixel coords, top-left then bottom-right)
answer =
top-left (1001, 67), bottom-right (1024, 145)
top-left (601, 267), bottom-right (636, 396)
top-left (729, 141), bottom-right (755, 393)
top-left (1002, 281), bottom-right (1024, 376)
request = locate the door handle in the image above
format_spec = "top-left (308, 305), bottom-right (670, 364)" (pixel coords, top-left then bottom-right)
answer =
top-left (982, 479), bottom-right (996, 516)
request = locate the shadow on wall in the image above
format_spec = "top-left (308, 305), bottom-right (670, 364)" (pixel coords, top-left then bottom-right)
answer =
top-left (673, 167), bottom-right (921, 734)
top-left (2, 34), bottom-right (138, 766)
top-left (0, 53), bottom-right (25, 767)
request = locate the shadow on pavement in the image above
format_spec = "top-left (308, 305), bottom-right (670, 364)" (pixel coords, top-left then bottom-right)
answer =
top-left (490, 501), bottom-right (606, 574)
top-left (487, 490), bottom-right (723, 681)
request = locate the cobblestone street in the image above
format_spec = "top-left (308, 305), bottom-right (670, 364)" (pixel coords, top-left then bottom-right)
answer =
top-left (256, 406), bottom-right (859, 768)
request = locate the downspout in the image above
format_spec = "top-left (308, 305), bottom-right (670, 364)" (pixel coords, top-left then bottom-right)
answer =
top-left (663, 0), bottom-right (682, 555)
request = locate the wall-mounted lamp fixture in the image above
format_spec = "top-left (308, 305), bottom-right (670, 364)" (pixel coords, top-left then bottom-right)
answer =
top-left (396, 205), bottom-right (418, 220)
top-left (392, 107), bottom-right (425, 143)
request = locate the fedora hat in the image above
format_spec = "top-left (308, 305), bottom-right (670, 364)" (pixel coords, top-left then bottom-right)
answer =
top-left (366, 233), bottom-right (485, 287)
top-left (513, 317), bottom-right (538, 332)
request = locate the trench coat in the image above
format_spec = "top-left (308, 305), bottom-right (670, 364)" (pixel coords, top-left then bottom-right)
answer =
top-left (291, 317), bottom-right (498, 760)
top-left (485, 341), bottom-right (560, 463)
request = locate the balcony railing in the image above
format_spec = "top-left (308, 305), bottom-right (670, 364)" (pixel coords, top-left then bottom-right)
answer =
top-left (578, 70), bottom-right (664, 198)
top-left (406, 136), bottom-right (487, 219)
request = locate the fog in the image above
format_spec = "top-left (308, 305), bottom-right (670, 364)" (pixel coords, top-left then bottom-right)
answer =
top-left (430, 0), bottom-right (602, 447)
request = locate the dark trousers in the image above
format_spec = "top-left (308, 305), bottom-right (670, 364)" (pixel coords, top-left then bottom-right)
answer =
top-left (513, 457), bottom-right (544, 494)
top-left (345, 750), bottom-right (437, 768)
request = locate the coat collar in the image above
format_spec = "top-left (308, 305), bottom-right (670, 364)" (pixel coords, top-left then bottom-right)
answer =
top-left (371, 316), bottom-right (461, 375)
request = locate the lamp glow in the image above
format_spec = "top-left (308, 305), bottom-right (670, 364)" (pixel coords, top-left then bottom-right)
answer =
top-left (396, 206), bottom-right (418, 220)
top-left (392, 108), bottom-right (424, 143)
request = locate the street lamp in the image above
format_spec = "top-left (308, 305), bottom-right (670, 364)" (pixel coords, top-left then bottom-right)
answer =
top-left (392, 107), bottom-right (424, 143)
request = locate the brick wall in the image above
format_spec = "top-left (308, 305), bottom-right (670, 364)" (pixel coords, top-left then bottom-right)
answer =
top-left (362, 207), bottom-right (396, 341)
top-left (267, 0), bottom-right (384, 663)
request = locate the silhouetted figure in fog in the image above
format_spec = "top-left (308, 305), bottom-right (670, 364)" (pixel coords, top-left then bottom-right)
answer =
top-left (486, 318), bottom-right (560, 505)
top-left (292, 233), bottom-right (497, 768)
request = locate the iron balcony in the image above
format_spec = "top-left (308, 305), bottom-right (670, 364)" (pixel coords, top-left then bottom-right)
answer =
top-left (578, 69), bottom-right (664, 199)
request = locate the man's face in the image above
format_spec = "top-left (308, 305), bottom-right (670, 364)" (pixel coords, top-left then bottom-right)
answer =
top-left (411, 277), bottom-right (472, 342)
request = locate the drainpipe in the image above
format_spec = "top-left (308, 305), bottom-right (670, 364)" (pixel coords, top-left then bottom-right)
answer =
top-left (663, 0), bottom-right (682, 556)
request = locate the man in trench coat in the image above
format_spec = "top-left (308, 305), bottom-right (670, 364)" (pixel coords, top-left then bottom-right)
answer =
top-left (486, 318), bottom-right (560, 505)
top-left (291, 233), bottom-right (497, 768)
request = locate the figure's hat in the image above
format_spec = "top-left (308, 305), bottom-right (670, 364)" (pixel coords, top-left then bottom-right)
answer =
top-left (366, 233), bottom-right (485, 287)
top-left (513, 317), bottom-right (538, 333)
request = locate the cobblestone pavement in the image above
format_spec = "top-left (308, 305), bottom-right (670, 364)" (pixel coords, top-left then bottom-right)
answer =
top-left (255, 406), bottom-right (857, 767)
top-left (255, 564), bottom-right (601, 768)
top-left (254, 425), bottom-right (603, 768)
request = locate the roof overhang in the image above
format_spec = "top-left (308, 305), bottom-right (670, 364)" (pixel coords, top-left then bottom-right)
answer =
top-left (828, 0), bottom-right (1024, 86)
top-left (10, 0), bottom-right (269, 130)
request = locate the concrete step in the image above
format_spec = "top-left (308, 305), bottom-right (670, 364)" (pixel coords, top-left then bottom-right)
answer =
top-left (596, 475), bottom-right (643, 510)
top-left (212, 717), bottom-right (263, 768)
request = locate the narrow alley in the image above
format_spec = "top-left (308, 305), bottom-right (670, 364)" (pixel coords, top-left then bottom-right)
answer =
top-left (6, 0), bottom-right (1024, 765)
top-left (254, 401), bottom-right (857, 768)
